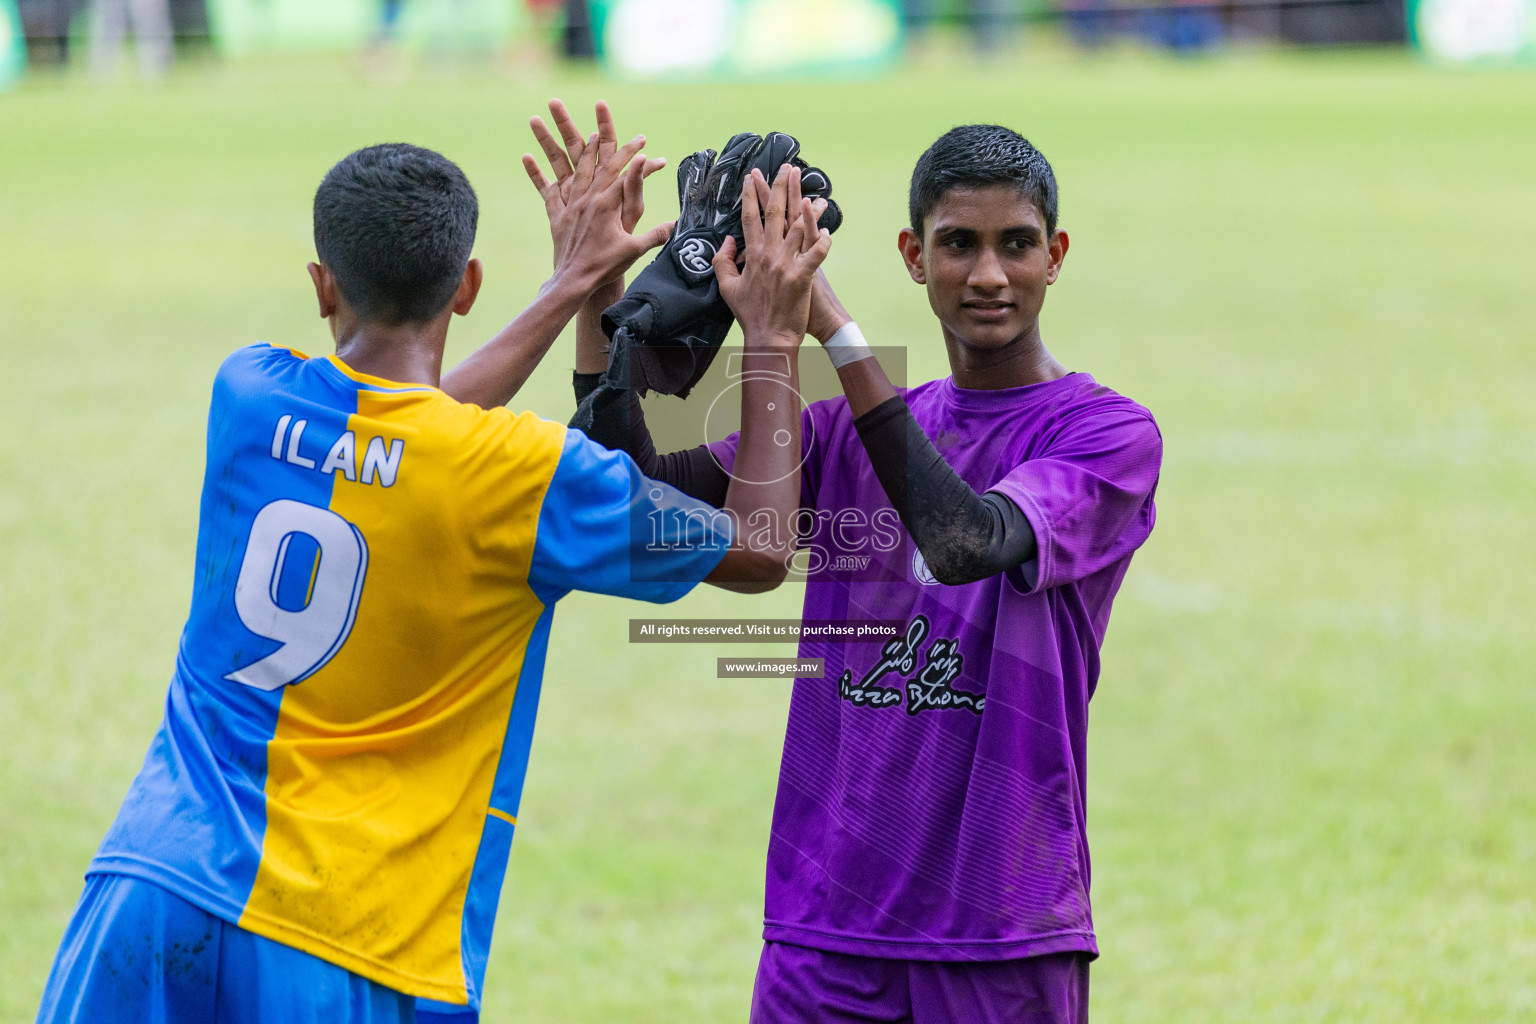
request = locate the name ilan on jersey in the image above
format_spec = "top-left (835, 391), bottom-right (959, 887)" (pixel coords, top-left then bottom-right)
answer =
top-left (269, 415), bottom-right (404, 487)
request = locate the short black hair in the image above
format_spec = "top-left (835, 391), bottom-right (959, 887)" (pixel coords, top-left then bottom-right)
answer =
top-left (909, 125), bottom-right (1058, 237)
top-left (313, 143), bottom-right (478, 325)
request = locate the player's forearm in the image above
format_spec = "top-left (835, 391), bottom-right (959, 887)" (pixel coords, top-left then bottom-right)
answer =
top-left (808, 274), bottom-right (895, 417)
top-left (834, 353), bottom-right (900, 419)
top-left (440, 273), bottom-right (591, 409)
top-left (813, 311), bottom-right (1036, 583)
top-left (853, 396), bottom-right (1038, 586)
top-left (815, 315), bottom-right (1033, 582)
top-left (574, 280), bottom-right (623, 375)
top-left (810, 309), bottom-right (900, 418)
top-left (708, 338), bottom-right (803, 591)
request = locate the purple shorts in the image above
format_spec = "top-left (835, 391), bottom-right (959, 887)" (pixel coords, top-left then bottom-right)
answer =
top-left (749, 941), bottom-right (1090, 1024)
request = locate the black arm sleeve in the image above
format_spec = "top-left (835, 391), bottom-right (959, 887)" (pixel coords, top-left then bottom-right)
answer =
top-left (572, 371), bottom-right (731, 508)
top-left (853, 396), bottom-right (1038, 586)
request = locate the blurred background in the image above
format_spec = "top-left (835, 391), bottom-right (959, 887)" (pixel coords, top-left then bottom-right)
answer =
top-left (2, 2), bottom-right (1535, 1023)
top-left (5, 0), bottom-right (1535, 82)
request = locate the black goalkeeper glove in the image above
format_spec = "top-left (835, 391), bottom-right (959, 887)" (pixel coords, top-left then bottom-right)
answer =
top-left (586, 130), bottom-right (841, 407)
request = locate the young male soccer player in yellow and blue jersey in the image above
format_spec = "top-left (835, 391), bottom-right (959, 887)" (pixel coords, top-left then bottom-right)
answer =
top-left (37, 110), bottom-right (833, 1023)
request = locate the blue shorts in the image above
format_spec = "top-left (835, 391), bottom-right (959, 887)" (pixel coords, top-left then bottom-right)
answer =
top-left (37, 874), bottom-right (418, 1024)
top-left (749, 941), bottom-right (1090, 1024)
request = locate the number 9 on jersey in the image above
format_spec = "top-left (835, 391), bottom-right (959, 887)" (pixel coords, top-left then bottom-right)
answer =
top-left (225, 499), bottom-right (370, 691)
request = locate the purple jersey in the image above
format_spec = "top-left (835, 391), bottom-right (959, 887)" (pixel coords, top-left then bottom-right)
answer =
top-left (709, 372), bottom-right (1161, 961)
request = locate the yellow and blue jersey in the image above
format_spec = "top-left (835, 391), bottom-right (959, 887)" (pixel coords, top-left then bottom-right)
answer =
top-left (89, 343), bottom-right (731, 1009)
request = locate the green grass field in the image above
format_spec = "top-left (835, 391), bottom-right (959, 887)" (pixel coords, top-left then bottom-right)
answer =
top-left (3, 41), bottom-right (1535, 1023)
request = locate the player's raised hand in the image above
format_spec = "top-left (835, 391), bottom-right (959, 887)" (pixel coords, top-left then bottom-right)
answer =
top-left (530, 127), bottom-right (675, 293)
top-left (714, 164), bottom-right (833, 347)
top-left (524, 100), bottom-right (667, 249)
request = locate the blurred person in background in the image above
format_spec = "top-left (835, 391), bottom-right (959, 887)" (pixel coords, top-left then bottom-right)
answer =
top-left (560, 0), bottom-right (595, 58)
top-left (374, 0), bottom-right (404, 48)
top-left (1145, 0), bottom-right (1223, 53)
top-left (88, 0), bottom-right (171, 78)
top-left (19, 0), bottom-right (80, 65)
top-left (167, 0), bottom-right (205, 47)
top-left (366, 0), bottom-right (408, 63)
top-left (904, 0), bottom-right (1017, 54)
top-left (1279, 0), bottom-right (1404, 44)
top-left (1060, 0), bottom-right (1225, 54)
top-left (1060, 0), bottom-right (1114, 48)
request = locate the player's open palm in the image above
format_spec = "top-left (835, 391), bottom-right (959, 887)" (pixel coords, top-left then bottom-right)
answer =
top-left (528, 99), bottom-right (665, 230)
top-left (715, 165), bottom-right (832, 347)
top-left (523, 99), bottom-right (670, 289)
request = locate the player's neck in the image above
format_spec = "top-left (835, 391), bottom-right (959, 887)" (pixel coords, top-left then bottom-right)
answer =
top-left (331, 319), bottom-right (448, 388)
top-left (942, 324), bottom-right (1069, 391)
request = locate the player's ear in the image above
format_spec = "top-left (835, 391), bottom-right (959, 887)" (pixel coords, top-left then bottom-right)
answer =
top-left (308, 262), bottom-right (338, 319)
top-left (897, 228), bottom-right (926, 285)
top-left (1046, 229), bottom-right (1069, 286)
top-left (452, 259), bottom-right (484, 316)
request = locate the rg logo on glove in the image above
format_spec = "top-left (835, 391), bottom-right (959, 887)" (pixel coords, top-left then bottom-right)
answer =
top-left (674, 235), bottom-right (719, 283)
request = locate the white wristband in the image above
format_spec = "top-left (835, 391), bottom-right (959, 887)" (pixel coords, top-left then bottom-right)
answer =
top-left (823, 321), bottom-right (874, 369)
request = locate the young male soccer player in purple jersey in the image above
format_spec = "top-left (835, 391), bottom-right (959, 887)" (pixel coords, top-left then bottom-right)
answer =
top-left (566, 123), bottom-right (1163, 1022)
top-left (36, 106), bottom-right (832, 1024)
